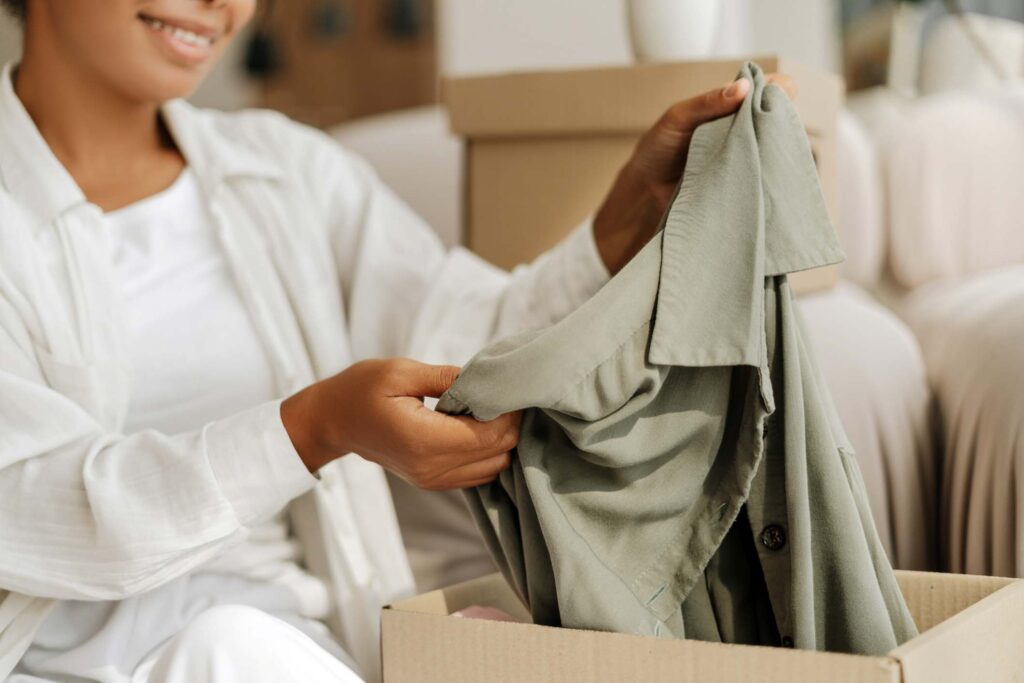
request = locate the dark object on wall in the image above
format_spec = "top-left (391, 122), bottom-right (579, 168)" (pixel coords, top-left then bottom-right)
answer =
top-left (258, 0), bottom-right (436, 128)
top-left (244, 27), bottom-right (284, 78)
top-left (386, 0), bottom-right (424, 39)
top-left (311, 0), bottom-right (350, 40)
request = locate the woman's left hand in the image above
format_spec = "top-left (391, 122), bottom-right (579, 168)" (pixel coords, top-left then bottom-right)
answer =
top-left (592, 73), bottom-right (797, 274)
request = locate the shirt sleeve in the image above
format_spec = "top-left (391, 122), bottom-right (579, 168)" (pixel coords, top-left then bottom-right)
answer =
top-left (0, 303), bottom-right (316, 600)
top-left (319, 140), bottom-right (611, 366)
top-left (492, 217), bottom-right (611, 340)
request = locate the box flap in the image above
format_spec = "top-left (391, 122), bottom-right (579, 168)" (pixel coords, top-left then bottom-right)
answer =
top-left (894, 570), bottom-right (1017, 632)
top-left (891, 576), bottom-right (1024, 682)
top-left (382, 611), bottom-right (899, 683)
top-left (386, 572), bottom-right (532, 622)
top-left (443, 56), bottom-right (842, 139)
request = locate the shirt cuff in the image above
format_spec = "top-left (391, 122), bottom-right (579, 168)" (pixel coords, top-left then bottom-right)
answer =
top-left (549, 218), bottom-right (612, 314)
top-left (204, 399), bottom-right (318, 526)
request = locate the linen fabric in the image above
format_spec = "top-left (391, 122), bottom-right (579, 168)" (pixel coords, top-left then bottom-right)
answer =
top-left (438, 63), bottom-right (918, 654)
top-left (383, 280), bottom-right (941, 595)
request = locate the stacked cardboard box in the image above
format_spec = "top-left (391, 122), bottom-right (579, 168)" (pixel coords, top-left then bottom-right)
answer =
top-left (444, 56), bottom-right (843, 294)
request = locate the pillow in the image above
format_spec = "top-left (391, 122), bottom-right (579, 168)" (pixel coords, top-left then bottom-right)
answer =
top-left (882, 88), bottom-right (1024, 288)
top-left (837, 110), bottom-right (885, 288)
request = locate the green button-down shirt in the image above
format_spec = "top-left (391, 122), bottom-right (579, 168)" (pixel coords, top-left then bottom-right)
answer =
top-left (437, 62), bottom-right (918, 655)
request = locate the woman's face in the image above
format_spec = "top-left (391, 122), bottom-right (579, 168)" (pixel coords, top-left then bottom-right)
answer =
top-left (31, 0), bottom-right (257, 102)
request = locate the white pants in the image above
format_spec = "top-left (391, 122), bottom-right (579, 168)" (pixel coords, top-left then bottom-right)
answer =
top-left (11, 605), bottom-right (362, 683)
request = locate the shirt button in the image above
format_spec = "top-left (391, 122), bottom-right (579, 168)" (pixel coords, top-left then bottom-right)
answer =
top-left (760, 524), bottom-right (787, 551)
top-left (781, 636), bottom-right (794, 648)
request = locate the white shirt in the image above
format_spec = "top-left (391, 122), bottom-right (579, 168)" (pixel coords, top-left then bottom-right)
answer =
top-left (0, 61), bottom-right (609, 682)
top-left (16, 169), bottom-right (340, 681)
top-left (106, 167), bottom-right (329, 612)
top-left (108, 168), bottom-right (280, 437)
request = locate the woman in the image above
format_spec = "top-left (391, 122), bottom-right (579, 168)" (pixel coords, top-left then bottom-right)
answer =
top-left (0, 0), bottom-right (795, 681)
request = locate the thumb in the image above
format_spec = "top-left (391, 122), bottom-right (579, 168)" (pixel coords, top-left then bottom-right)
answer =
top-left (662, 77), bottom-right (751, 133)
top-left (399, 361), bottom-right (462, 399)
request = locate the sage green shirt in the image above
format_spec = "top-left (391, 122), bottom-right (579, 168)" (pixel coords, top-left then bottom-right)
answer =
top-left (437, 62), bottom-right (918, 655)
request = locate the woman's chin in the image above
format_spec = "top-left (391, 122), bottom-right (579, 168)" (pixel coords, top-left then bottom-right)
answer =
top-left (120, 64), bottom-right (211, 104)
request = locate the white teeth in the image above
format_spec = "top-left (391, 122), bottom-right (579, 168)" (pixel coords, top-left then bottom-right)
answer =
top-left (140, 15), bottom-right (214, 48)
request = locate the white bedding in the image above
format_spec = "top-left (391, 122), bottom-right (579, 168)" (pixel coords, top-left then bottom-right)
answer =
top-left (897, 265), bottom-right (1024, 577)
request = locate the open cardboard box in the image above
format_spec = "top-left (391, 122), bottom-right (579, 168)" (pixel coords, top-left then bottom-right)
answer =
top-left (443, 56), bottom-right (844, 295)
top-left (382, 570), bottom-right (1024, 682)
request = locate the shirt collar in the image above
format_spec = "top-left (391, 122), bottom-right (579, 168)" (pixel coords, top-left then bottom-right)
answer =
top-left (161, 98), bottom-right (284, 192)
top-left (0, 62), bottom-right (86, 228)
top-left (647, 62), bottom-right (844, 373)
top-left (0, 61), bottom-right (283, 230)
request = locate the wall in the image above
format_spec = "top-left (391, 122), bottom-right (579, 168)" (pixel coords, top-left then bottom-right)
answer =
top-left (436, 0), bottom-right (841, 77)
top-left (437, 0), bottom-right (633, 76)
top-left (748, 0), bottom-right (841, 73)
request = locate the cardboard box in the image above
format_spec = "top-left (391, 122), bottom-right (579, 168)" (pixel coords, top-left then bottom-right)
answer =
top-left (382, 570), bottom-right (1024, 682)
top-left (443, 56), bottom-right (844, 294)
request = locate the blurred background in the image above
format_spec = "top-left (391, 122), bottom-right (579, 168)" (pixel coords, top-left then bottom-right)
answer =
top-left (2, 1), bottom-right (1020, 121)
top-left (1, 0), bottom-right (1023, 582)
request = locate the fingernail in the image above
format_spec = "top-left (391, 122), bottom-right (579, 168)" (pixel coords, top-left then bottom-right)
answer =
top-left (724, 78), bottom-right (750, 98)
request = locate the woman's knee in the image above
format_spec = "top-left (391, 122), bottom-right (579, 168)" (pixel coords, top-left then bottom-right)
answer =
top-left (175, 605), bottom-right (285, 656)
top-left (148, 605), bottom-right (360, 683)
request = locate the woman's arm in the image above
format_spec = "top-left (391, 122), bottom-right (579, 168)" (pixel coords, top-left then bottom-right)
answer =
top-left (0, 309), bottom-right (314, 600)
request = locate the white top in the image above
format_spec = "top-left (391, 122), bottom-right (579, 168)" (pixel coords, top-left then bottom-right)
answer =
top-left (108, 168), bottom-right (279, 436)
top-left (109, 168), bottom-right (278, 436)
top-left (105, 167), bottom-right (330, 613)
top-left (0, 60), bottom-right (609, 682)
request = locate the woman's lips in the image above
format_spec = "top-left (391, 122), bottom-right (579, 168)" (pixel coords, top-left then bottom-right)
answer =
top-left (138, 13), bottom-right (220, 66)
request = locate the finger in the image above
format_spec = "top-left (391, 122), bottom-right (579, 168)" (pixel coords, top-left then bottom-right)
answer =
top-left (458, 476), bottom-right (507, 490)
top-left (766, 73), bottom-right (797, 100)
top-left (413, 407), bottom-right (521, 458)
top-left (660, 78), bottom-right (751, 133)
top-left (435, 452), bottom-right (512, 490)
top-left (391, 359), bottom-right (462, 399)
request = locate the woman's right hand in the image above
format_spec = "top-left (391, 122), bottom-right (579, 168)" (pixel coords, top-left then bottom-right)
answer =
top-left (281, 358), bottom-right (519, 490)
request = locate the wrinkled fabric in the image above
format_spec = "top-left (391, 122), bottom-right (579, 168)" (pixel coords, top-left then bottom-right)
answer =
top-left (438, 62), bottom-right (918, 655)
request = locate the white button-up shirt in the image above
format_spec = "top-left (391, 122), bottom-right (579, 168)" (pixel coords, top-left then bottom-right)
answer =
top-left (0, 62), bottom-right (608, 681)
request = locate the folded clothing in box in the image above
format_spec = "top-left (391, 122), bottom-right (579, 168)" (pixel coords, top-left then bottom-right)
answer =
top-left (437, 62), bottom-right (917, 655)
